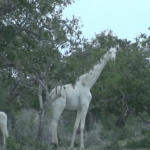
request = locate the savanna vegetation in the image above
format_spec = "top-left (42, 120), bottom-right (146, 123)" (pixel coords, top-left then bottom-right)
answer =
top-left (0, 0), bottom-right (150, 149)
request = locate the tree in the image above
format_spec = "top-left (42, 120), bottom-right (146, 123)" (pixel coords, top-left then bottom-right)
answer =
top-left (66, 30), bottom-right (150, 127)
top-left (0, 0), bottom-right (83, 106)
top-left (90, 32), bottom-right (150, 126)
top-left (0, 0), bottom-right (84, 139)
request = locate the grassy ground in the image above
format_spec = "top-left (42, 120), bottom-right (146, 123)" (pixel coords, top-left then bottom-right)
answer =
top-left (3, 109), bottom-right (150, 150)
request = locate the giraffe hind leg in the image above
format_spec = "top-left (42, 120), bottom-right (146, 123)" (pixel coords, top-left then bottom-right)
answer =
top-left (80, 104), bottom-right (89, 149)
top-left (51, 97), bottom-right (66, 147)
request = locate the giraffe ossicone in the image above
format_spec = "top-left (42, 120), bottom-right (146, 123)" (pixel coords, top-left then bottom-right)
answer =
top-left (49, 47), bottom-right (118, 149)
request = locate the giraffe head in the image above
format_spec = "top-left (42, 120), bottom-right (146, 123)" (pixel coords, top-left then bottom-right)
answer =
top-left (108, 47), bottom-right (118, 61)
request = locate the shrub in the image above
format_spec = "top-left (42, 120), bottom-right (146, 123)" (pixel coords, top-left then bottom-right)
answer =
top-left (124, 138), bottom-right (150, 149)
top-left (6, 136), bottom-right (21, 150)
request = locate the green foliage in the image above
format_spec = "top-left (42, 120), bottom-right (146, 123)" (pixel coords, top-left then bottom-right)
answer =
top-left (124, 138), bottom-right (150, 149)
top-left (106, 140), bottom-right (121, 149)
top-left (65, 30), bottom-right (150, 133)
top-left (6, 136), bottom-right (21, 150)
top-left (87, 32), bottom-right (150, 119)
top-left (96, 115), bottom-right (150, 149)
top-left (141, 128), bottom-right (150, 137)
top-left (0, 0), bottom-right (83, 111)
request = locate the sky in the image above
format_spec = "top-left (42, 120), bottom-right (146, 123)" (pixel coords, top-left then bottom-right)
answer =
top-left (63, 0), bottom-right (150, 42)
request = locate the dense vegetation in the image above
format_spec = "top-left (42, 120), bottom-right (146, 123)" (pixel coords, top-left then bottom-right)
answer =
top-left (0, 0), bottom-right (150, 149)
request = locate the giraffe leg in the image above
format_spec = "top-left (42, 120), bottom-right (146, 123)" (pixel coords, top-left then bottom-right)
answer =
top-left (1, 121), bottom-right (8, 147)
top-left (70, 109), bottom-right (81, 148)
top-left (51, 96), bottom-right (66, 147)
top-left (80, 104), bottom-right (89, 149)
top-left (51, 120), bottom-right (58, 147)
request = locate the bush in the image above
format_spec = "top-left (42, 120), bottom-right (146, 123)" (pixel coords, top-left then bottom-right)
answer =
top-left (124, 138), bottom-right (150, 149)
top-left (6, 136), bottom-right (21, 150)
top-left (106, 140), bottom-right (121, 149)
top-left (141, 128), bottom-right (150, 137)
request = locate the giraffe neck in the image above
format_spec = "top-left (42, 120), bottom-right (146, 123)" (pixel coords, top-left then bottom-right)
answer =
top-left (77, 51), bottom-right (110, 89)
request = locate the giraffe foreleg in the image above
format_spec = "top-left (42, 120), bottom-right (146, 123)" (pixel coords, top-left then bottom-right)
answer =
top-left (51, 120), bottom-right (58, 147)
top-left (80, 104), bottom-right (89, 149)
top-left (70, 109), bottom-right (81, 148)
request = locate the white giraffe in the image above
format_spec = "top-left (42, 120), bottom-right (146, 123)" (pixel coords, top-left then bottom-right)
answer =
top-left (50, 47), bottom-right (118, 149)
top-left (0, 111), bottom-right (9, 147)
